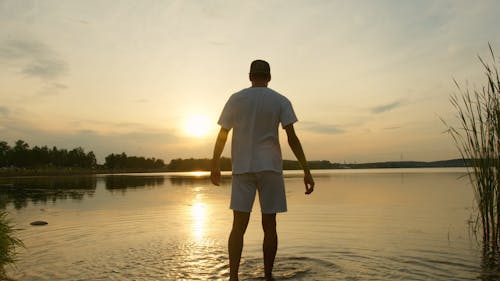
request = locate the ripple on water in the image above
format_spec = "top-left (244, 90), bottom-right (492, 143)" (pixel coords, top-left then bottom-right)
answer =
top-left (10, 236), bottom-right (486, 281)
top-left (240, 256), bottom-right (343, 281)
top-left (10, 238), bottom-right (344, 281)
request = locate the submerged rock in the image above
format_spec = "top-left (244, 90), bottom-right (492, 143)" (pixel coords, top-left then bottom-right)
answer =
top-left (30, 221), bottom-right (48, 226)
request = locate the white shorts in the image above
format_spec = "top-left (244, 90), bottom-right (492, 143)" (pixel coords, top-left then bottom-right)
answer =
top-left (230, 171), bottom-right (287, 214)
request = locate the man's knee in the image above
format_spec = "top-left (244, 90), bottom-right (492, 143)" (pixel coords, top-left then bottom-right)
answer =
top-left (232, 211), bottom-right (250, 234)
top-left (261, 213), bottom-right (276, 233)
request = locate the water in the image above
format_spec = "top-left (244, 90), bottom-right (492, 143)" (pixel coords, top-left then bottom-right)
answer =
top-left (0, 168), bottom-right (497, 280)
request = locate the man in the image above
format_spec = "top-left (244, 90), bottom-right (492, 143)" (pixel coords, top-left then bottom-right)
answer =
top-left (210, 59), bottom-right (315, 281)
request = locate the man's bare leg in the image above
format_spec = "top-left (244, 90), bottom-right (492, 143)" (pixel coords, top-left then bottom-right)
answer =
top-left (262, 213), bottom-right (277, 281)
top-left (228, 211), bottom-right (250, 281)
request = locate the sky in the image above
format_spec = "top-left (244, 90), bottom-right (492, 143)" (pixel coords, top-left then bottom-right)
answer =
top-left (0, 0), bottom-right (499, 164)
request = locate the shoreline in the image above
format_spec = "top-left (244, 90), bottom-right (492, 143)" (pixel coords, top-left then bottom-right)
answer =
top-left (0, 165), bottom-right (470, 178)
top-left (0, 158), bottom-right (469, 178)
top-left (0, 167), bottom-right (171, 177)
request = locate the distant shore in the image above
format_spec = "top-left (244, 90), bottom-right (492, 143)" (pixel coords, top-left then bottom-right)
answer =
top-left (0, 167), bottom-right (170, 177)
top-left (0, 159), bottom-right (470, 177)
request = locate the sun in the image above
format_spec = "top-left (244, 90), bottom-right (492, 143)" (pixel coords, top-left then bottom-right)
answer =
top-left (184, 115), bottom-right (211, 137)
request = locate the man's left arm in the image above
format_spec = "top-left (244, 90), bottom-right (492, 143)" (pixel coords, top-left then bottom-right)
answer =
top-left (210, 127), bottom-right (229, 186)
top-left (285, 124), bottom-right (314, 194)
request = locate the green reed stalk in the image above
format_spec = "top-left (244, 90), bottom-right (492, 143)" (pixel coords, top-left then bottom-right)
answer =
top-left (0, 211), bottom-right (24, 278)
top-left (446, 44), bottom-right (500, 250)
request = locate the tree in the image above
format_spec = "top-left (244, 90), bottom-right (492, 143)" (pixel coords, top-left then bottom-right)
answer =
top-left (85, 151), bottom-right (97, 168)
top-left (11, 140), bottom-right (29, 167)
top-left (0, 141), bottom-right (10, 167)
top-left (68, 147), bottom-right (86, 167)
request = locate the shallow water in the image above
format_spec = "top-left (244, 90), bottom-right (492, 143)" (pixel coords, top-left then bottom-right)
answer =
top-left (0, 168), bottom-right (497, 280)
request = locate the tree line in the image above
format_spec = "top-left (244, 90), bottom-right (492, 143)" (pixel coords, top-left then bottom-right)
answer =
top-left (0, 140), bottom-right (334, 171)
top-left (104, 153), bottom-right (165, 169)
top-left (167, 158), bottom-right (335, 171)
top-left (168, 157), bottom-right (232, 171)
top-left (0, 140), bottom-right (165, 170)
top-left (0, 140), bottom-right (96, 168)
top-left (165, 158), bottom-right (469, 171)
top-left (0, 139), bottom-right (467, 172)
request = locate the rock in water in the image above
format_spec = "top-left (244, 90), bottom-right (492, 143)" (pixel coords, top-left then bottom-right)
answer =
top-left (30, 221), bottom-right (48, 226)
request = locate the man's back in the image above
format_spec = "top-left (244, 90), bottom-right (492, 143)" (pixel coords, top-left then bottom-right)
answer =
top-left (218, 87), bottom-right (297, 174)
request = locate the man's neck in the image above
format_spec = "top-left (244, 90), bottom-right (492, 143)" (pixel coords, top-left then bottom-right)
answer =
top-left (251, 82), bottom-right (268, 87)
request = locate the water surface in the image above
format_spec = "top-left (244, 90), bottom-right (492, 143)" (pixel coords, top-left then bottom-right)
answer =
top-left (0, 168), bottom-right (496, 280)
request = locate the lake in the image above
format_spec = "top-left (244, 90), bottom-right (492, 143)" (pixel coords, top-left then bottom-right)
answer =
top-left (0, 168), bottom-right (497, 280)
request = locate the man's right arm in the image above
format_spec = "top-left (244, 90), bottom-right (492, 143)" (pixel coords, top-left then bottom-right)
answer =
top-left (285, 124), bottom-right (315, 194)
top-left (210, 127), bottom-right (229, 186)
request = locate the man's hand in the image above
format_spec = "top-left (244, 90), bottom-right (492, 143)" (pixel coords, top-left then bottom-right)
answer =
top-left (211, 165), bottom-right (221, 186)
top-left (304, 172), bottom-right (315, 195)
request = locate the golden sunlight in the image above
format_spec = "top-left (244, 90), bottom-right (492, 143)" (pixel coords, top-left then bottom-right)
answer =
top-left (188, 171), bottom-right (210, 177)
top-left (191, 201), bottom-right (207, 239)
top-left (184, 115), bottom-right (211, 138)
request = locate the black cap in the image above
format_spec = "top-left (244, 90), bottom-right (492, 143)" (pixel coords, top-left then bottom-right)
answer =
top-left (250, 60), bottom-right (270, 74)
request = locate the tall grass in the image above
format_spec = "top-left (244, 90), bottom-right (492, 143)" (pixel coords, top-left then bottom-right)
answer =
top-left (445, 44), bottom-right (500, 250)
top-left (0, 211), bottom-right (23, 278)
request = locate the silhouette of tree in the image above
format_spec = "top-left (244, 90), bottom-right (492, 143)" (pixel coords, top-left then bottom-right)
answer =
top-left (11, 140), bottom-right (30, 167)
top-left (0, 140), bottom-right (98, 169)
top-left (85, 151), bottom-right (97, 168)
top-left (0, 141), bottom-right (10, 167)
top-left (104, 152), bottom-right (165, 170)
top-left (167, 157), bottom-right (231, 171)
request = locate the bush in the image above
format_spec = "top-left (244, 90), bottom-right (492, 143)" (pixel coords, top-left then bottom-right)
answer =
top-left (0, 211), bottom-right (24, 277)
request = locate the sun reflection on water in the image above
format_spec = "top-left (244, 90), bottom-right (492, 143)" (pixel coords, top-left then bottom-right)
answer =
top-left (190, 171), bottom-right (209, 177)
top-left (191, 194), bottom-right (207, 240)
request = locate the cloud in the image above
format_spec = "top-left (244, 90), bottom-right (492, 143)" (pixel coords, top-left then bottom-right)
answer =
top-left (0, 108), bottom-right (189, 161)
top-left (208, 40), bottom-right (226, 46)
top-left (371, 101), bottom-right (403, 114)
top-left (22, 57), bottom-right (67, 79)
top-left (67, 17), bottom-right (90, 25)
top-left (38, 82), bottom-right (68, 96)
top-left (299, 121), bottom-right (344, 135)
top-left (0, 38), bottom-right (68, 81)
top-left (0, 106), bottom-right (9, 117)
top-left (0, 118), bottom-right (180, 162)
top-left (383, 126), bottom-right (401, 130)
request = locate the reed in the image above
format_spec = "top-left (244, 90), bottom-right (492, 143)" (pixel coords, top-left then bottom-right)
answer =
top-left (0, 211), bottom-right (23, 278)
top-left (445, 44), bottom-right (500, 250)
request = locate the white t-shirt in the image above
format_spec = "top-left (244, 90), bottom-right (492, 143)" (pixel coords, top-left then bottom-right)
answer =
top-left (218, 87), bottom-right (298, 174)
